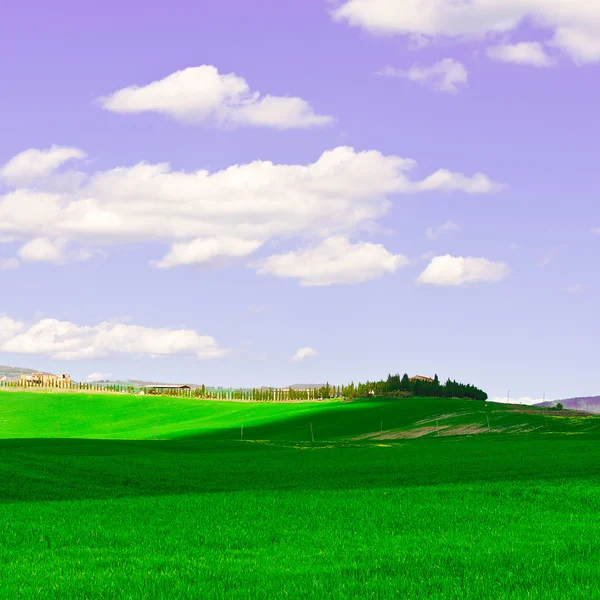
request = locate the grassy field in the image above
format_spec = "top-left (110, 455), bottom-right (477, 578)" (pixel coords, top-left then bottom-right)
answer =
top-left (1, 389), bottom-right (598, 441)
top-left (2, 391), bottom-right (600, 598)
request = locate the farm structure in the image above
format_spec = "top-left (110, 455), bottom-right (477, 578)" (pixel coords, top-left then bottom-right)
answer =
top-left (19, 373), bottom-right (72, 388)
top-left (142, 384), bottom-right (192, 395)
top-left (410, 376), bottom-right (435, 383)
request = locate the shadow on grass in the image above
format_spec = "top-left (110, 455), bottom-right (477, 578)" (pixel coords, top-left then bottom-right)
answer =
top-left (172, 396), bottom-right (489, 442)
top-left (2, 433), bottom-right (600, 504)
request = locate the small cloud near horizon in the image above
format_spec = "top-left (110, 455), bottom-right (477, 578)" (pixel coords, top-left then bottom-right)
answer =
top-left (291, 347), bottom-right (319, 362)
top-left (491, 396), bottom-right (549, 406)
top-left (87, 372), bottom-right (113, 382)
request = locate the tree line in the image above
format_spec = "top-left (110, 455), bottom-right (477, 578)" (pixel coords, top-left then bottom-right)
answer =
top-left (1, 373), bottom-right (487, 401)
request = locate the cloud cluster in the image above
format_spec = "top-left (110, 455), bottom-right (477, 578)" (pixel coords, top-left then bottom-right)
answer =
top-left (333, 0), bottom-right (600, 65)
top-left (379, 59), bottom-right (468, 94)
top-left (0, 145), bottom-right (501, 284)
top-left (418, 255), bottom-right (510, 286)
top-left (0, 316), bottom-right (226, 360)
top-left (100, 65), bottom-right (333, 129)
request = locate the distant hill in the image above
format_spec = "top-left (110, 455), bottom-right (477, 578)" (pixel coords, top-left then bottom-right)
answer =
top-left (0, 365), bottom-right (49, 383)
top-left (536, 397), bottom-right (600, 413)
top-left (3, 392), bottom-right (599, 441)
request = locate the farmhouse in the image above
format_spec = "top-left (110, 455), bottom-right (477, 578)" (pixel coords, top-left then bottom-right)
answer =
top-left (142, 384), bottom-right (191, 394)
top-left (19, 372), bottom-right (72, 388)
top-left (410, 376), bottom-right (435, 383)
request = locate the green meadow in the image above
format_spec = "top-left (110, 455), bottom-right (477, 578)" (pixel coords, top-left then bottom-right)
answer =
top-left (2, 390), bottom-right (600, 598)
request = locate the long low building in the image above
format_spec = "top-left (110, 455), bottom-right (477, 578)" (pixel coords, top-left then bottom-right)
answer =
top-left (142, 384), bottom-right (191, 392)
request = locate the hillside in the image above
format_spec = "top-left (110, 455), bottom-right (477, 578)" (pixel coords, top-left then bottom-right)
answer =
top-left (3, 400), bottom-right (600, 598)
top-left (536, 396), bottom-right (600, 412)
top-left (1, 389), bottom-right (598, 441)
top-left (0, 364), bottom-right (47, 382)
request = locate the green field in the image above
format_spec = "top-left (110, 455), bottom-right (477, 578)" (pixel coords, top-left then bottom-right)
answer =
top-left (2, 391), bottom-right (600, 598)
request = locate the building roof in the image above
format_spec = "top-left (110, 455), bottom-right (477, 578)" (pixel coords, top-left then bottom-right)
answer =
top-left (410, 375), bottom-right (435, 383)
top-left (142, 384), bottom-right (191, 389)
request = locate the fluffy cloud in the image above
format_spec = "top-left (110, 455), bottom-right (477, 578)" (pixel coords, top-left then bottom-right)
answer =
top-left (551, 28), bottom-right (600, 65)
top-left (153, 237), bottom-right (264, 269)
top-left (257, 236), bottom-right (408, 286)
top-left (0, 146), bottom-right (501, 278)
top-left (487, 41), bottom-right (555, 67)
top-left (0, 145), bottom-right (86, 187)
top-left (0, 316), bottom-right (226, 360)
top-left (378, 59), bottom-right (468, 94)
top-left (418, 255), bottom-right (510, 286)
top-left (426, 221), bottom-right (460, 240)
top-left (18, 237), bottom-right (66, 264)
top-left (291, 347), bottom-right (319, 362)
top-left (332, 0), bottom-right (600, 64)
top-left (100, 65), bottom-right (333, 129)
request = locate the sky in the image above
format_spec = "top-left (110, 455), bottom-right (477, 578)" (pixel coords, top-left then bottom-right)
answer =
top-left (0, 0), bottom-right (599, 402)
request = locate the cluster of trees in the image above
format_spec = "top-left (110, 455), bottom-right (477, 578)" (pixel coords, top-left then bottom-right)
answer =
top-left (340, 374), bottom-right (487, 401)
top-left (151, 385), bottom-right (341, 401)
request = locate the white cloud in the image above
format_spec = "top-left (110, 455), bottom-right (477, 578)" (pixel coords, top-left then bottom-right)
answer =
top-left (487, 41), bottom-right (555, 67)
top-left (257, 236), bottom-right (408, 286)
top-left (567, 284), bottom-right (583, 293)
top-left (426, 221), bottom-right (460, 240)
top-left (153, 237), bottom-right (264, 269)
top-left (415, 169), bottom-right (502, 193)
top-left (332, 0), bottom-right (600, 64)
top-left (491, 396), bottom-right (547, 406)
top-left (418, 255), bottom-right (510, 286)
top-left (551, 27), bottom-right (600, 65)
top-left (0, 146), bottom-right (501, 279)
top-left (87, 372), bottom-right (112, 382)
top-left (0, 258), bottom-right (19, 271)
top-left (18, 238), bottom-right (66, 264)
top-left (291, 347), bottom-right (319, 362)
top-left (100, 65), bottom-right (333, 129)
top-left (0, 146), bottom-right (86, 187)
top-left (0, 316), bottom-right (227, 360)
top-left (378, 59), bottom-right (468, 94)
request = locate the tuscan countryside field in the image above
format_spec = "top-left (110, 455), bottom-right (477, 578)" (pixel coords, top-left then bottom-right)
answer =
top-left (3, 387), bottom-right (600, 598)
top-left (3, 0), bottom-right (600, 598)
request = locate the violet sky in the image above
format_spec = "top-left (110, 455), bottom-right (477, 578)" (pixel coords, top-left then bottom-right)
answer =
top-left (1, 0), bottom-right (599, 402)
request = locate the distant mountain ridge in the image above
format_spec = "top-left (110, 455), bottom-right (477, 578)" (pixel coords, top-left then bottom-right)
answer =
top-left (535, 396), bottom-right (600, 413)
top-left (0, 365), bottom-right (49, 382)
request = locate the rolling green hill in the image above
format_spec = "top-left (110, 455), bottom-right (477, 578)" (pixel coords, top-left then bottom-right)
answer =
top-left (1, 389), bottom-right (598, 441)
top-left (3, 390), bottom-right (600, 598)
